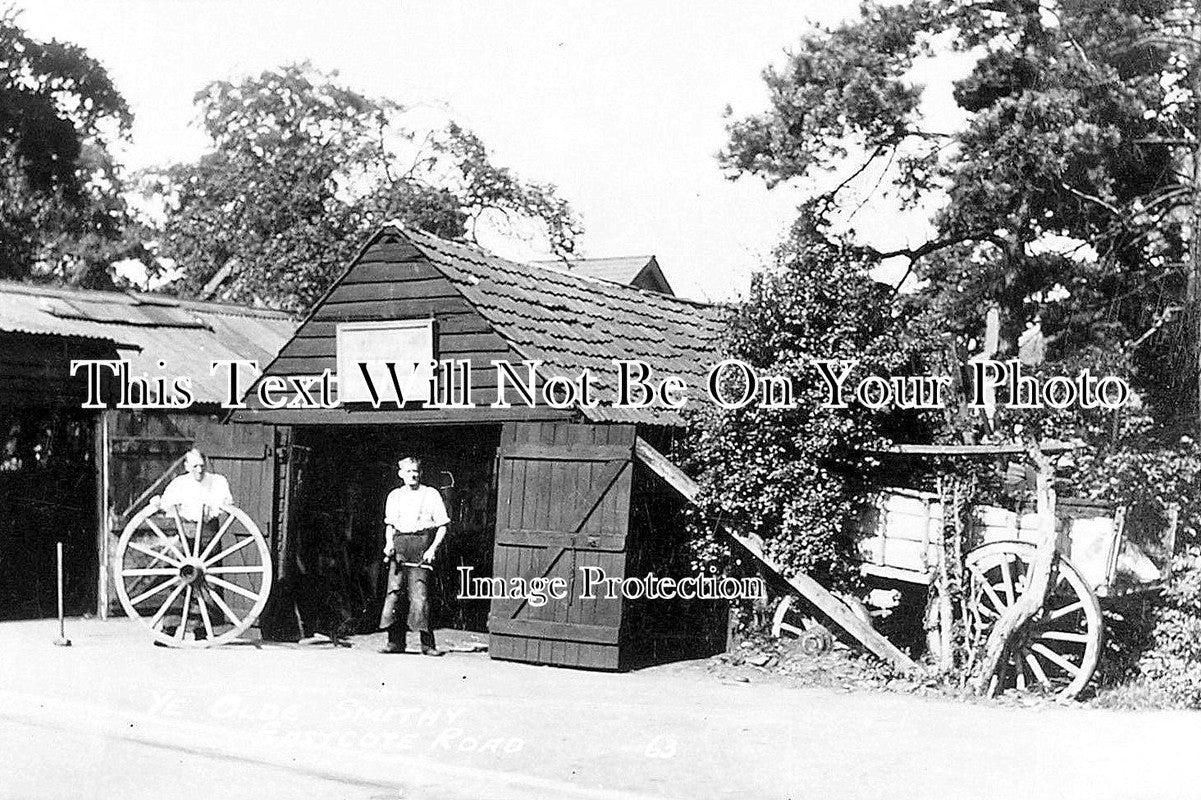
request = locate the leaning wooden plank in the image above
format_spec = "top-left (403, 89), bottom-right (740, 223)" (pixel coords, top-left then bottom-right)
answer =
top-left (633, 437), bottom-right (919, 673)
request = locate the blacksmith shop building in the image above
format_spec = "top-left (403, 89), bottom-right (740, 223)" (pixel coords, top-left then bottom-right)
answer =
top-left (234, 224), bottom-right (731, 669)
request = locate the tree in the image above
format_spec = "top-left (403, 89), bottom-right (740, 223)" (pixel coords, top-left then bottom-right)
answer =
top-left (0, 8), bottom-right (147, 286)
top-left (149, 63), bottom-right (581, 311)
top-left (714, 0), bottom-right (1201, 693)
top-left (722, 0), bottom-right (1199, 434)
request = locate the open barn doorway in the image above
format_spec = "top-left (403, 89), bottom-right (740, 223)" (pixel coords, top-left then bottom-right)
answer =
top-left (0, 408), bottom-right (96, 620)
top-left (287, 424), bottom-right (500, 640)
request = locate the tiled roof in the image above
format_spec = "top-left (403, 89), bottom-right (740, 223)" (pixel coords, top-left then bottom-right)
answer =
top-left (396, 226), bottom-right (727, 425)
top-left (529, 255), bottom-right (674, 295)
top-left (530, 255), bottom-right (649, 282)
top-left (0, 281), bottom-right (296, 404)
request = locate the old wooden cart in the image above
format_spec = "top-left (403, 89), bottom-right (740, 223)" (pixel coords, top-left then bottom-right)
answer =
top-left (849, 483), bottom-right (1178, 698)
top-left (112, 501), bottom-right (273, 648)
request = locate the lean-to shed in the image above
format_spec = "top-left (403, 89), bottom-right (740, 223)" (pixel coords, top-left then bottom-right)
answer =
top-left (0, 282), bottom-right (294, 619)
top-left (233, 224), bottom-right (729, 669)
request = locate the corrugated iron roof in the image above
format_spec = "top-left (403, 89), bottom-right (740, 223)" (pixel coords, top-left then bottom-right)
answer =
top-left (0, 281), bottom-right (296, 404)
top-left (396, 226), bottom-right (727, 426)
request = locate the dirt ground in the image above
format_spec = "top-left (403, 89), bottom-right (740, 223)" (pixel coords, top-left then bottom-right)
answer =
top-left (1, 618), bottom-right (1197, 800)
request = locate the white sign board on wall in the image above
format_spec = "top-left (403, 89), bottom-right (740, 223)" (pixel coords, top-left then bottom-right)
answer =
top-left (335, 319), bottom-right (435, 405)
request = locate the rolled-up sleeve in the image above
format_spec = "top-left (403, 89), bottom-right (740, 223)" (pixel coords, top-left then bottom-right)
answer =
top-left (426, 488), bottom-right (450, 528)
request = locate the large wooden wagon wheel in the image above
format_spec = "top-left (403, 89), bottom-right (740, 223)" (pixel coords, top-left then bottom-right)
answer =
top-left (113, 503), bottom-right (273, 648)
top-left (965, 540), bottom-right (1102, 699)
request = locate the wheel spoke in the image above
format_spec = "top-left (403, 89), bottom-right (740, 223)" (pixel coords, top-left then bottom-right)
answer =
top-left (205, 575), bottom-right (261, 601)
top-left (1015, 656), bottom-right (1027, 691)
top-left (121, 568), bottom-right (178, 577)
top-left (148, 582), bottom-right (187, 628)
top-left (204, 535), bottom-right (256, 567)
top-left (175, 586), bottom-right (193, 642)
top-left (193, 517), bottom-right (205, 564)
top-left (1046, 600), bottom-right (1085, 621)
top-left (204, 585), bottom-right (243, 627)
top-left (978, 578), bottom-right (1009, 614)
top-left (196, 586), bottom-right (215, 639)
top-left (206, 566), bottom-right (266, 575)
top-left (1036, 630), bottom-right (1091, 643)
top-left (1024, 651), bottom-right (1052, 688)
top-left (1000, 556), bottom-right (1016, 607)
top-left (144, 518), bottom-right (187, 563)
top-left (170, 512), bottom-right (190, 556)
top-left (126, 541), bottom-right (181, 568)
top-left (130, 577), bottom-right (179, 606)
top-left (198, 513), bottom-right (237, 562)
top-left (1029, 642), bottom-right (1080, 676)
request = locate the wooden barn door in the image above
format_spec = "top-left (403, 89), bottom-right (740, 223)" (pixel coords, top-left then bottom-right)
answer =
top-left (193, 424), bottom-right (279, 620)
top-left (488, 421), bottom-right (634, 669)
top-left (106, 419), bottom-right (281, 619)
top-left (194, 424), bottom-right (277, 536)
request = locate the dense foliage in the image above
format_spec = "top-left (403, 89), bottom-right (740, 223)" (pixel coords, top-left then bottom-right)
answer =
top-left (697, 0), bottom-right (1201, 700)
top-left (147, 63), bottom-right (581, 311)
top-left (723, 0), bottom-right (1198, 429)
top-left (1131, 561), bottom-right (1201, 707)
top-left (683, 214), bottom-right (941, 586)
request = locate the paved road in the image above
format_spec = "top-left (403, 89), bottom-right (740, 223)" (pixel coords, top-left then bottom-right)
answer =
top-left (1, 618), bottom-right (1197, 800)
top-left (3, 714), bottom-right (397, 800)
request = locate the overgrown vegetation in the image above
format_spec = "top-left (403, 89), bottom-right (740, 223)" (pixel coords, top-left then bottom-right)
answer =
top-left (682, 212), bottom-right (942, 590)
top-left (688, 0), bottom-right (1201, 705)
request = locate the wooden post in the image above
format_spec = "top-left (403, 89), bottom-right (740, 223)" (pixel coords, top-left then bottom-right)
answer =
top-left (933, 484), bottom-right (955, 672)
top-left (94, 409), bottom-right (110, 620)
top-left (975, 442), bottom-right (1057, 695)
top-left (54, 542), bottom-right (71, 647)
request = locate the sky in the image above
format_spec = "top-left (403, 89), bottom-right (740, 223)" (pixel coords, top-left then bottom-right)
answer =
top-left (17, 0), bottom-right (950, 302)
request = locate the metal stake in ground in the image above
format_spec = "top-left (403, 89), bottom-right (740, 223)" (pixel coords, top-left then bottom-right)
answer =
top-left (54, 541), bottom-right (71, 647)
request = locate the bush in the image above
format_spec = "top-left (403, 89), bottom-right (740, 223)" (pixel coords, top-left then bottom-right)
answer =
top-left (1125, 558), bottom-right (1201, 708)
top-left (680, 217), bottom-right (940, 593)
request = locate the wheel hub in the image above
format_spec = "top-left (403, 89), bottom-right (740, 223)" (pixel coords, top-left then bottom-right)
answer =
top-left (178, 559), bottom-right (206, 585)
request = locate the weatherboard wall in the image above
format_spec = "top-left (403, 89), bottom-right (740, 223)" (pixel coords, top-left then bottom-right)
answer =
top-left (237, 232), bottom-right (572, 425)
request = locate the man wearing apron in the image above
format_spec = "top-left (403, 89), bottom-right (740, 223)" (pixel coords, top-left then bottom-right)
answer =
top-left (379, 456), bottom-right (450, 655)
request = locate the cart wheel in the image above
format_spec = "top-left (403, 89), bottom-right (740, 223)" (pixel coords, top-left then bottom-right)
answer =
top-left (799, 627), bottom-right (834, 656)
top-left (965, 540), bottom-right (1102, 699)
top-left (771, 594), bottom-right (873, 648)
top-left (113, 504), bottom-right (273, 648)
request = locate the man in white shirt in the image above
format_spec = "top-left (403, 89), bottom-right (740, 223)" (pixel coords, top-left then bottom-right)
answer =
top-left (152, 448), bottom-right (235, 642)
top-left (379, 456), bottom-right (450, 655)
top-left (160, 448), bottom-right (234, 522)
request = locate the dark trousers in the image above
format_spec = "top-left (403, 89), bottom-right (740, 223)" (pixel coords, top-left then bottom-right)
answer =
top-left (163, 518), bottom-right (226, 630)
top-left (379, 532), bottom-right (435, 647)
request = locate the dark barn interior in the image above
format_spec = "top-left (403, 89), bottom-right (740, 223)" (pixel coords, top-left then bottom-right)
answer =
top-left (623, 458), bottom-right (728, 668)
top-left (0, 408), bottom-right (96, 619)
top-left (287, 424), bottom-right (500, 638)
